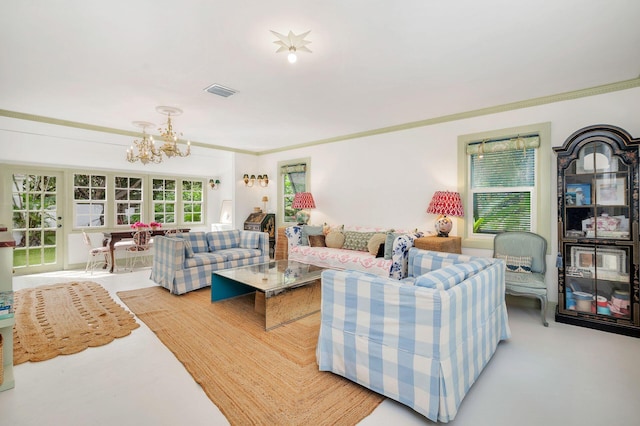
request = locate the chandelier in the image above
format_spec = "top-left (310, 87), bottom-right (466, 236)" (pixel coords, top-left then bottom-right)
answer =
top-left (156, 106), bottom-right (191, 158)
top-left (126, 121), bottom-right (161, 165)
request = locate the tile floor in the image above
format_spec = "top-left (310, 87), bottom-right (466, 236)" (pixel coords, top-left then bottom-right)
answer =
top-left (1, 268), bottom-right (639, 426)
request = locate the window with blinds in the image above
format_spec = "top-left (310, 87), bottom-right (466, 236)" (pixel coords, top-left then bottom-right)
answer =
top-left (469, 136), bottom-right (537, 234)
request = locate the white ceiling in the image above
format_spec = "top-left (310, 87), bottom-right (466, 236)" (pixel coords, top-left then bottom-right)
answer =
top-left (1, 1), bottom-right (639, 154)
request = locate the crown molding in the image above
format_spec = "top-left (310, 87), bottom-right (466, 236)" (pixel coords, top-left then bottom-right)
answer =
top-left (2, 77), bottom-right (639, 157)
top-left (0, 109), bottom-right (255, 155)
top-left (257, 77), bottom-right (640, 155)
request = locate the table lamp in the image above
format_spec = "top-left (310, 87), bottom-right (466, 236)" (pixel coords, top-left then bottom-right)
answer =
top-left (426, 191), bottom-right (464, 237)
top-left (291, 192), bottom-right (316, 225)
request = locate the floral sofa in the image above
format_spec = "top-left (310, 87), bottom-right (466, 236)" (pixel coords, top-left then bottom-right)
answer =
top-left (283, 225), bottom-right (423, 279)
top-left (150, 230), bottom-right (269, 295)
top-left (317, 248), bottom-right (511, 422)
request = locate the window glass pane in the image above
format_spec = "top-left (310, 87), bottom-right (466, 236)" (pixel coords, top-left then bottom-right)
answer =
top-left (74, 173), bottom-right (106, 228)
top-left (181, 179), bottom-right (204, 224)
top-left (152, 178), bottom-right (176, 225)
top-left (281, 164), bottom-right (307, 223)
top-left (114, 175), bottom-right (144, 226)
top-left (471, 149), bottom-right (534, 188)
top-left (470, 146), bottom-right (535, 235)
top-left (473, 192), bottom-right (531, 233)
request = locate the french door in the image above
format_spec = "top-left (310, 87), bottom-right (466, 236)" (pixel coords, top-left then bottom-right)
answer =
top-left (10, 170), bottom-right (64, 274)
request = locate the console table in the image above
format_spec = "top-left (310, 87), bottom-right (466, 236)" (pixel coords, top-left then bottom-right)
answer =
top-left (102, 228), bottom-right (189, 272)
top-left (414, 235), bottom-right (462, 254)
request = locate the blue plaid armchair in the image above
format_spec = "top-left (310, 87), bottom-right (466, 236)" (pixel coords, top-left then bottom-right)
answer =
top-left (151, 230), bottom-right (269, 295)
top-left (316, 248), bottom-right (511, 422)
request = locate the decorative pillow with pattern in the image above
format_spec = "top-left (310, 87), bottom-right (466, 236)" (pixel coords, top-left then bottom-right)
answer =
top-left (343, 231), bottom-right (375, 251)
top-left (496, 254), bottom-right (532, 273)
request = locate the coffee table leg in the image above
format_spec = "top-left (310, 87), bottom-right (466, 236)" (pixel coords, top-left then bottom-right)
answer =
top-left (264, 280), bottom-right (321, 330)
top-left (211, 274), bottom-right (254, 302)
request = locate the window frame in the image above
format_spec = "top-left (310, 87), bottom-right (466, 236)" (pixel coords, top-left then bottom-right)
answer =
top-left (73, 172), bottom-right (107, 228)
top-left (277, 157), bottom-right (310, 227)
top-left (151, 178), bottom-right (178, 226)
top-left (180, 178), bottom-right (205, 225)
top-left (457, 122), bottom-right (551, 252)
top-left (114, 175), bottom-right (144, 227)
top-left (70, 171), bottom-right (205, 230)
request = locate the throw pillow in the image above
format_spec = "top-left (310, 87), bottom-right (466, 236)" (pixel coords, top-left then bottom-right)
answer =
top-left (367, 233), bottom-right (387, 256)
top-left (343, 231), bottom-right (375, 251)
top-left (308, 234), bottom-right (326, 247)
top-left (496, 254), bottom-right (532, 273)
top-left (322, 223), bottom-right (344, 235)
top-left (376, 242), bottom-right (385, 258)
top-left (240, 232), bottom-right (260, 249)
top-left (301, 225), bottom-right (324, 246)
top-left (175, 236), bottom-right (195, 258)
top-left (415, 265), bottom-right (467, 291)
top-left (325, 231), bottom-right (345, 249)
top-left (384, 230), bottom-right (400, 260)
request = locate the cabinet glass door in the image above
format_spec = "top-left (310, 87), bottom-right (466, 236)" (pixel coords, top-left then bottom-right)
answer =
top-left (563, 141), bottom-right (630, 240)
top-left (564, 243), bottom-right (631, 319)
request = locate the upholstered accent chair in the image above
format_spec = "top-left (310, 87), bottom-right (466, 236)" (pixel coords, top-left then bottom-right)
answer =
top-left (493, 231), bottom-right (548, 326)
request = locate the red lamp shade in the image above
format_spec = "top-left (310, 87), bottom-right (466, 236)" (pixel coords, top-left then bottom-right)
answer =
top-left (427, 191), bottom-right (463, 237)
top-left (291, 192), bottom-right (316, 209)
top-left (426, 191), bottom-right (464, 217)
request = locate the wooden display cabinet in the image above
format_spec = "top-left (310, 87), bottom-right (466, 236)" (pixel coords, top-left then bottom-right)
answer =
top-left (554, 125), bottom-right (639, 337)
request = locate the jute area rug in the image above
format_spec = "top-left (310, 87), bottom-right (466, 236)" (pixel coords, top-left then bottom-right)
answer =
top-left (13, 281), bottom-right (139, 364)
top-left (117, 286), bottom-right (384, 425)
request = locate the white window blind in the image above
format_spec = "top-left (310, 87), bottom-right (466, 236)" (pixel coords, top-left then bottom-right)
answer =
top-left (469, 135), bottom-right (537, 234)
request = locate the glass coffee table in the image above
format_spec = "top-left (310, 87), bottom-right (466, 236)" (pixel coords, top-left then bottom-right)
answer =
top-left (211, 260), bottom-right (325, 331)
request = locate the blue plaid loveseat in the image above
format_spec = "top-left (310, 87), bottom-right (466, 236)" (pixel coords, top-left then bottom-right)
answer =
top-left (150, 230), bottom-right (269, 295)
top-left (317, 248), bottom-right (511, 422)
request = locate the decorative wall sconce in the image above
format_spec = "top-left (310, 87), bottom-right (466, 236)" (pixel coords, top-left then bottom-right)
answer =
top-left (243, 174), bottom-right (255, 187)
top-left (209, 179), bottom-right (220, 190)
top-left (243, 174), bottom-right (269, 187)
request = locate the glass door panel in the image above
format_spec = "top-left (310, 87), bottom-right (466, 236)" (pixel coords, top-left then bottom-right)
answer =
top-left (564, 243), bottom-right (630, 319)
top-left (11, 172), bottom-right (63, 274)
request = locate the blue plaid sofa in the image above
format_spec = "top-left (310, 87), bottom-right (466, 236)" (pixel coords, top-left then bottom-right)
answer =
top-left (150, 230), bottom-right (269, 295)
top-left (317, 248), bottom-right (511, 422)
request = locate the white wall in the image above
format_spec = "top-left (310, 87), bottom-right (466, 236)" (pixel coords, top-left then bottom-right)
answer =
top-left (0, 117), bottom-right (235, 268)
top-left (259, 87), bottom-right (640, 302)
top-left (1, 88), bottom-right (639, 294)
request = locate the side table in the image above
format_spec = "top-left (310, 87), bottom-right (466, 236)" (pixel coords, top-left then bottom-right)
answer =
top-left (414, 235), bottom-right (462, 254)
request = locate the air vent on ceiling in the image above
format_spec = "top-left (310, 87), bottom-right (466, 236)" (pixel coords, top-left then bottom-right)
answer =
top-left (204, 83), bottom-right (237, 97)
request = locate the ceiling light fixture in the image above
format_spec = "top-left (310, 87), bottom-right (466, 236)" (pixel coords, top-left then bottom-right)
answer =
top-left (156, 106), bottom-right (191, 159)
top-left (270, 30), bottom-right (312, 63)
top-left (126, 121), bottom-right (161, 165)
